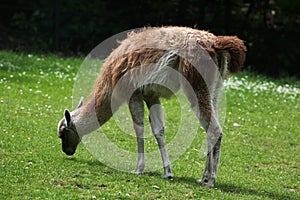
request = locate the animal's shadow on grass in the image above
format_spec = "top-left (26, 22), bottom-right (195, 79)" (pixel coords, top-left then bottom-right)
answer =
top-left (64, 156), bottom-right (107, 167)
top-left (65, 158), bottom-right (296, 200)
top-left (170, 175), bottom-right (296, 200)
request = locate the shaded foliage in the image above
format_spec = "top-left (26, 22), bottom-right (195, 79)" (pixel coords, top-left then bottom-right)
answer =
top-left (0, 0), bottom-right (299, 76)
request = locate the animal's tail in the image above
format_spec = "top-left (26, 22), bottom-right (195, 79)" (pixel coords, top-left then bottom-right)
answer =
top-left (213, 36), bottom-right (247, 73)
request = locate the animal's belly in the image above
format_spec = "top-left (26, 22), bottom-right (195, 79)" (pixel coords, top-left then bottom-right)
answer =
top-left (141, 83), bottom-right (180, 99)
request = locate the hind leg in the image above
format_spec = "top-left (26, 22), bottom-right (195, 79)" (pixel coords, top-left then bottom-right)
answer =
top-left (197, 109), bottom-right (223, 188)
top-left (180, 59), bottom-right (224, 187)
top-left (198, 131), bottom-right (222, 187)
top-left (145, 97), bottom-right (173, 178)
top-left (201, 61), bottom-right (225, 187)
top-left (129, 92), bottom-right (145, 174)
top-left (186, 92), bottom-right (222, 187)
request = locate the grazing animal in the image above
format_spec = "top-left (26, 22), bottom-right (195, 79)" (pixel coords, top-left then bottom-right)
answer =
top-left (57, 26), bottom-right (246, 187)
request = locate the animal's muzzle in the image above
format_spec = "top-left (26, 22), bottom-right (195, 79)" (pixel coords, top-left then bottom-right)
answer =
top-left (63, 147), bottom-right (76, 156)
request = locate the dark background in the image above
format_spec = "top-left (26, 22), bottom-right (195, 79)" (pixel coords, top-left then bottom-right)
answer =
top-left (0, 0), bottom-right (299, 77)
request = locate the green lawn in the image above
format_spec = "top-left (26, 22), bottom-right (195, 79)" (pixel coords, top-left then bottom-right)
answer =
top-left (0, 51), bottom-right (299, 199)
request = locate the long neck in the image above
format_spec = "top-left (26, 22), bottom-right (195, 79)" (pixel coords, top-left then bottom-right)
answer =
top-left (72, 91), bottom-right (114, 139)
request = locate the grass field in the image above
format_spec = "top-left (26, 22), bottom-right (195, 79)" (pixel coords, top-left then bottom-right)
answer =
top-left (0, 51), bottom-right (299, 199)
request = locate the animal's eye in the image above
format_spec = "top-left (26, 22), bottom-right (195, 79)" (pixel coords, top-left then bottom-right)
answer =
top-left (58, 129), bottom-right (65, 138)
top-left (58, 132), bottom-right (63, 139)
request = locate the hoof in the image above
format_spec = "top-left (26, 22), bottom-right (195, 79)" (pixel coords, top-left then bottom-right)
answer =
top-left (130, 169), bottom-right (144, 175)
top-left (196, 178), bottom-right (215, 188)
top-left (161, 165), bottom-right (173, 179)
top-left (161, 173), bottom-right (174, 179)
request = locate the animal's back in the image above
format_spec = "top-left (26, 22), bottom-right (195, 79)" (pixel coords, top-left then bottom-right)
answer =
top-left (100, 27), bottom-right (217, 96)
top-left (94, 26), bottom-right (245, 103)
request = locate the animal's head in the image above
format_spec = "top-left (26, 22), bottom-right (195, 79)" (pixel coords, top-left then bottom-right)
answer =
top-left (57, 98), bottom-right (83, 156)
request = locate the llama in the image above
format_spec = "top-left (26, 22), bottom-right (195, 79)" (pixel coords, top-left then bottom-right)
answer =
top-left (57, 26), bottom-right (246, 187)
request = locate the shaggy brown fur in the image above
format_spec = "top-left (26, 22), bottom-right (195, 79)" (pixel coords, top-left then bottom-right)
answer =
top-left (58, 26), bottom-right (246, 187)
top-left (213, 35), bottom-right (247, 73)
top-left (91, 26), bottom-right (246, 116)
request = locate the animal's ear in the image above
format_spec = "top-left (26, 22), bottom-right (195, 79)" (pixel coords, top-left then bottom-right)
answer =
top-left (64, 109), bottom-right (72, 126)
top-left (76, 97), bottom-right (84, 109)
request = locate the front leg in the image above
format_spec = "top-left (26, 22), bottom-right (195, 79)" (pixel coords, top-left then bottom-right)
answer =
top-left (129, 92), bottom-right (145, 175)
top-left (131, 123), bottom-right (145, 174)
top-left (146, 98), bottom-right (173, 179)
top-left (156, 130), bottom-right (173, 179)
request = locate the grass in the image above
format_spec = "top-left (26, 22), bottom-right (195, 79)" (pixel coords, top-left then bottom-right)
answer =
top-left (0, 50), bottom-right (299, 199)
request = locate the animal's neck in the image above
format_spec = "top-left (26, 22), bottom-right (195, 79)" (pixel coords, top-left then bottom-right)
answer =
top-left (72, 91), bottom-right (113, 139)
